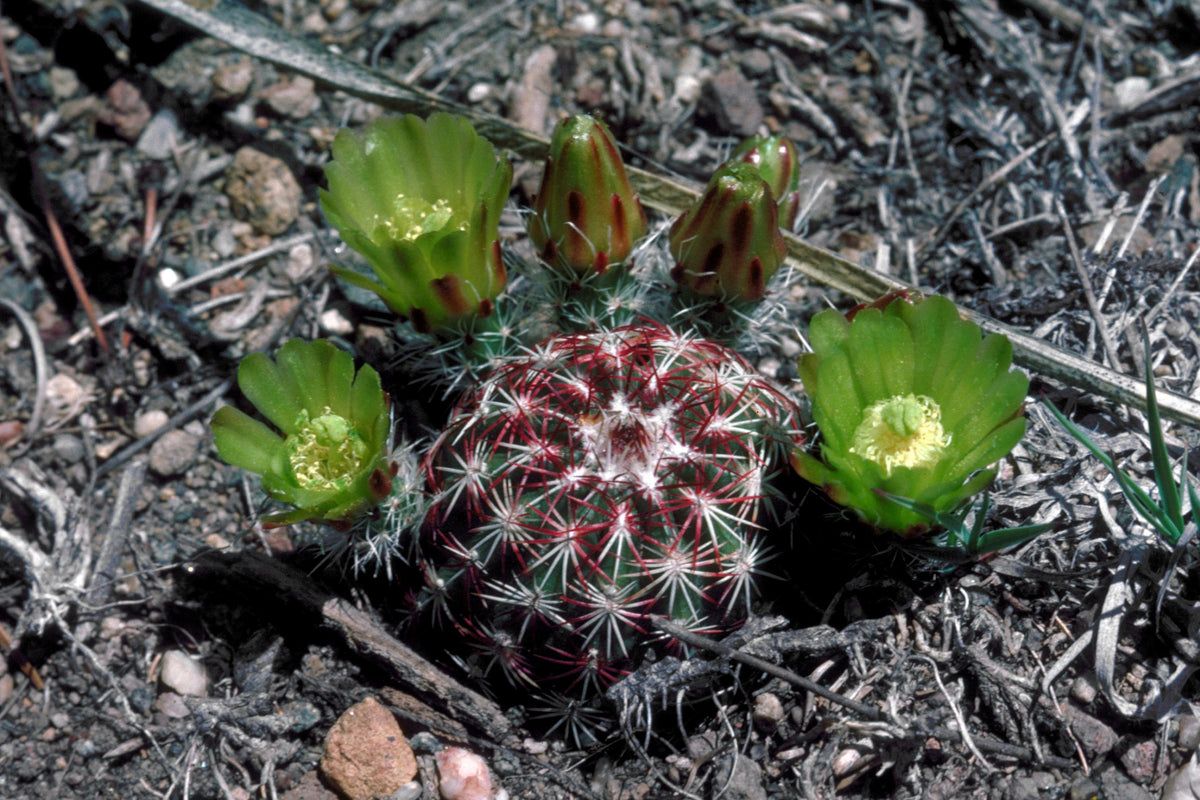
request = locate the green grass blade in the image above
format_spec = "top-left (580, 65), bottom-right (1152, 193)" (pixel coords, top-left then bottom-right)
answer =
top-left (971, 523), bottom-right (1054, 554)
top-left (1142, 331), bottom-right (1182, 531)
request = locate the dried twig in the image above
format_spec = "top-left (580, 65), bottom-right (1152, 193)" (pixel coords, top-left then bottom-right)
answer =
top-left (85, 459), bottom-right (147, 610)
top-left (656, 617), bottom-right (1078, 769)
top-left (1057, 195), bottom-right (1123, 371)
top-left (186, 549), bottom-right (510, 739)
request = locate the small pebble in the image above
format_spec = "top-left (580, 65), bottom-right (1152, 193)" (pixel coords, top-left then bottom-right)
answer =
top-left (702, 67), bottom-right (764, 137)
top-left (286, 242), bottom-right (316, 281)
top-left (211, 227), bottom-right (238, 258)
top-left (45, 374), bottom-right (87, 424)
top-left (467, 83), bottom-right (491, 103)
top-left (260, 75), bottom-right (320, 119)
top-left (156, 268), bottom-right (182, 290)
top-left (52, 434), bottom-right (85, 464)
top-left (436, 747), bottom-right (497, 800)
top-left (158, 650), bottom-right (208, 697)
top-left (522, 738), bottom-right (548, 755)
top-left (1178, 715), bottom-right (1200, 750)
top-left (148, 429), bottom-right (200, 477)
top-left (224, 147), bottom-right (302, 235)
top-left (392, 782), bottom-right (423, 800)
top-left (134, 409), bottom-right (170, 439)
top-left (1113, 76), bottom-right (1151, 110)
top-left (673, 74), bottom-right (703, 105)
top-left (740, 48), bottom-right (773, 77)
top-left (1069, 675), bottom-right (1097, 705)
top-left (1165, 318), bottom-right (1189, 339)
top-left (99, 617), bottom-right (125, 639)
top-left (211, 59), bottom-right (253, 100)
top-left (409, 731), bottom-right (440, 754)
top-left (320, 308), bottom-right (354, 336)
top-left (154, 692), bottom-right (191, 719)
top-left (137, 109), bottom-right (183, 160)
top-left (563, 12), bottom-right (600, 34)
top-left (320, 697), bottom-right (417, 800)
top-left (0, 674), bottom-right (13, 704)
top-left (98, 79), bottom-right (151, 140)
top-left (602, 19), bottom-right (627, 38)
top-left (48, 67), bottom-right (80, 100)
top-left (752, 692), bottom-right (785, 732)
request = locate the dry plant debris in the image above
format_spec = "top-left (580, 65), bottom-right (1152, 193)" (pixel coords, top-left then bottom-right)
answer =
top-left (0, 1), bottom-right (1198, 799)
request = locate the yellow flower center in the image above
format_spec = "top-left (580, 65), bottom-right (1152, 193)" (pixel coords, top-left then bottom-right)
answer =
top-left (849, 394), bottom-right (950, 476)
top-left (287, 408), bottom-right (369, 490)
top-left (378, 195), bottom-right (465, 242)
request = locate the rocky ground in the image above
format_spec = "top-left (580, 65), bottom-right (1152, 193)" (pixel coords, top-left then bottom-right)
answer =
top-left (1, 0), bottom-right (1199, 798)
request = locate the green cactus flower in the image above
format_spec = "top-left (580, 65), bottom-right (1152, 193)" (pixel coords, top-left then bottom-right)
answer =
top-left (212, 339), bottom-right (391, 526)
top-left (320, 113), bottom-right (513, 333)
top-left (792, 294), bottom-right (1029, 536)
top-left (669, 162), bottom-right (786, 303)
top-left (528, 114), bottom-right (648, 275)
top-left (728, 134), bottom-right (801, 231)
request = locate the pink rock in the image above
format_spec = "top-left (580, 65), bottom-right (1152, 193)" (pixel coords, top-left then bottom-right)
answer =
top-left (320, 697), bottom-right (416, 800)
top-left (436, 747), bottom-right (500, 800)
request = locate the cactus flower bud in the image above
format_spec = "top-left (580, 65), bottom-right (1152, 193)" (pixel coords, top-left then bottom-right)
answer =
top-left (527, 114), bottom-right (648, 275)
top-left (212, 339), bottom-right (392, 526)
top-left (793, 294), bottom-right (1029, 536)
top-left (320, 113), bottom-right (512, 333)
top-left (728, 134), bottom-right (802, 231)
top-left (669, 162), bottom-right (786, 303)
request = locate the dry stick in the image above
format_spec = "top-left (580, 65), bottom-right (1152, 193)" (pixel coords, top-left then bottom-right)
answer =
top-left (916, 134), bottom-right (1054, 263)
top-left (85, 459), bottom-right (147, 610)
top-left (187, 549), bottom-right (510, 740)
top-left (135, 0), bottom-right (1200, 430)
top-left (654, 616), bottom-right (885, 721)
top-left (654, 617), bottom-right (1078, 769)
top-left (1056, 195), bottom-right (1123, 372)
top-left (0, 32), bottom-right (109, 354)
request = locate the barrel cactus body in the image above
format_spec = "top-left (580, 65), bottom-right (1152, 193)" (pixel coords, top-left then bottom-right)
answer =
top-left (418, 323), bottom-right (803, 697)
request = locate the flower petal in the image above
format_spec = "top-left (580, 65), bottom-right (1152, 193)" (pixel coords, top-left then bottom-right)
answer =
top-left (238, 351), bottom-right (304, 433)
top-left (211, 406), bottom-right (285, 474)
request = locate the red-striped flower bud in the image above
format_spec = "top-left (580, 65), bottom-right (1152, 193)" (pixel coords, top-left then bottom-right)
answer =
top-left (728, 134), bottom-right (802, 231)
top-left (669, 162), bottom-right (786, 303)
top-left (528, 115), bottom-right (648, 275)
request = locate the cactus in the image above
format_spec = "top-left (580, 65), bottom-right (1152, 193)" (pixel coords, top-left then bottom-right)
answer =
top-left (214, 112), bottom-right (841, 740)
top-left (415, 323), bottom-right (803, 699)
